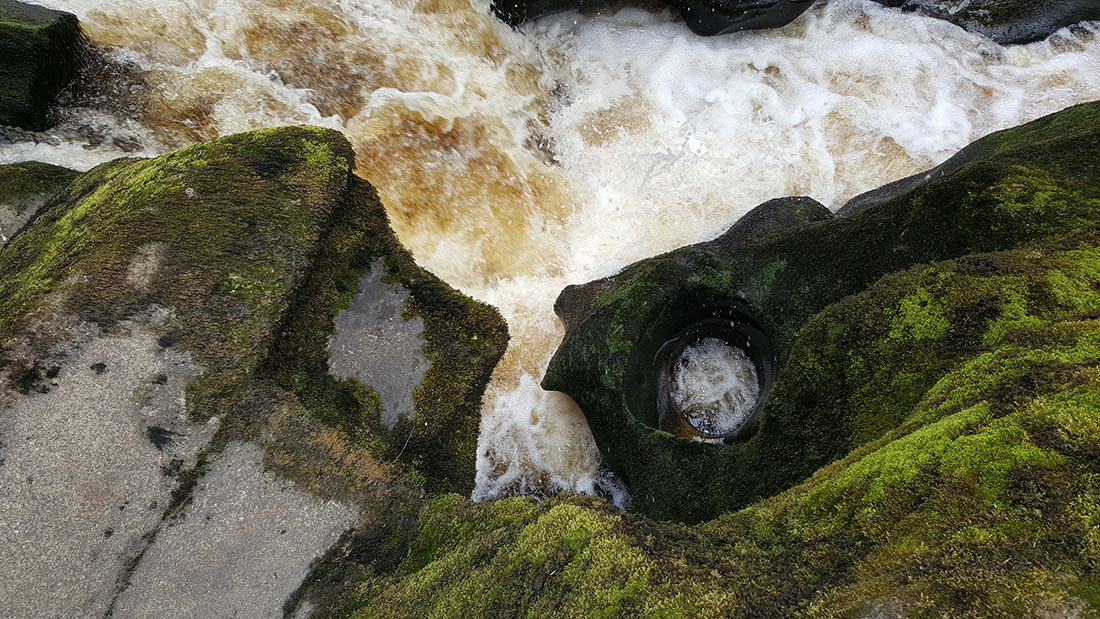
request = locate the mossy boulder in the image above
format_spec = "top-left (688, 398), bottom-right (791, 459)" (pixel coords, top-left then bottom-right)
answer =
top-left (0, 127), bottom-right (508, 614)
top-left (0, 126), bottom-right (506, 495)
top-left (334, 103), bottom-right (1100, 618)
top-left (0, 0), bottom-right (82, 130)
top-left (542, 100), bottom-right (1100, 524)
top-left (873, 0), bottom-right (1100, 44)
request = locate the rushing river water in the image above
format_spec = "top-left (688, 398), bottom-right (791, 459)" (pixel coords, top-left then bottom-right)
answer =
top-left (3, 0), bottom-right (1100, 504)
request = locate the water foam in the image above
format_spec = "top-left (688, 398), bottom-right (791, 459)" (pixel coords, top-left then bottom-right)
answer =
top-left (671, 338), bottom-right (760, 438)
top-left (3, 0), bottom-right (1100, 507)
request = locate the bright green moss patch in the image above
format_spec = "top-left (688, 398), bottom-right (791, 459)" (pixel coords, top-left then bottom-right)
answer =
top-left (888, 287), bottom-right (950, 341)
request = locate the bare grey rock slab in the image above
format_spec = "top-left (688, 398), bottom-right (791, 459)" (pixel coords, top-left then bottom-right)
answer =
top-left (0, 329), bottom-right (211, 619)
top-left (111, 441), bottom-right (356, 619)
top-left (328, 260), bottom-right (431, 428)
top-left (0, 203), bottom-right (30, 247)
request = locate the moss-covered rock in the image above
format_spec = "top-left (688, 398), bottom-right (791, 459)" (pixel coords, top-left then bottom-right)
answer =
top-left (336, 102), bottom-right (1100, 619)
top-left (0, 126), bottom-right (506, 496)
top-left (0, 126), bottom-right (508, 613)
top-left (542, 100), bottom-right (1100, 524)
top-left (0, 0), bottom-right (82, 130)
top-left (872, 0), bottom-right (1100, 44)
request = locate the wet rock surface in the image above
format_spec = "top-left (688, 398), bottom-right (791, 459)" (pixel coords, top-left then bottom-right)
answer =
top-left (873, 0), bottom-right (1100, 44)
top-left (0, 0), bottom-right (82, 131)
top-left (328, 262), bottom-right (431, 429)
top-left (0, 327), bottom-right (211, 618)
top-left (0, 161), bottom-right (76, 246)
top-left (111, 442), bottom-right (356, 619)
top-left (492, 0), bottom-right (815, 36)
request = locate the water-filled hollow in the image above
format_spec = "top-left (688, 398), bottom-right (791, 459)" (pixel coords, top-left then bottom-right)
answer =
top-left (628, 301), bottom-right (775, 443)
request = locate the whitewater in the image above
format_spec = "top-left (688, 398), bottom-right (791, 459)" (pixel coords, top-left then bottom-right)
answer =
top-left (2, 0), bottom-right (1099, 504)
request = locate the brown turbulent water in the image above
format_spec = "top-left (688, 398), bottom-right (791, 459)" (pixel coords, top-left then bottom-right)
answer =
top-left (5, 0), bottom-right (1100, 504)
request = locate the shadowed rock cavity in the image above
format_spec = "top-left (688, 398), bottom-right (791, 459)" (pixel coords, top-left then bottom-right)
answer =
top-left (492, 0), bottom-right (816, 36)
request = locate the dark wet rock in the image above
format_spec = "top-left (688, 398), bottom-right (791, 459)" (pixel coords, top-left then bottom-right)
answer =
top-left (0, 127), bottom-right (506, 617)
top-left (328, 262), bottom-right (431, 430)
top-left (545, 100), bottom-right (1100, 522)
top-left (874, 0), bottom-right (1100, 44)
top-left (0, 0), bottom-right (82, 130)
top-left (336, 102), bottom-right (1100, 618)
top-left (492, 0), bottom-right (815, 36)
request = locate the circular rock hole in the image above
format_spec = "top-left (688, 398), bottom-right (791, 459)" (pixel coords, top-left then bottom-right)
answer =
top-left (668, 337), bottom-right (760, 437)
top-left (654, 311), bottom-right (773, 443)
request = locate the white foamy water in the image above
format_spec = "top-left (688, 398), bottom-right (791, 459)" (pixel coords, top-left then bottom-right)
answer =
top-left (3, 0), bottom-right (1099, 506)
top-left (670, 338), bottom-right (760, 438)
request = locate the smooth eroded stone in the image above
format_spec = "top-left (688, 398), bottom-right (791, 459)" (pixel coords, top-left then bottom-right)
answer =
top-left (874, 0), bottom-right (1100, 44)
top-left (0, 0), bottom-right (82, 130)
top-left (544, 100), bottom-right (1100, 524)
top-left (492, 0), bottom-right (815, 36)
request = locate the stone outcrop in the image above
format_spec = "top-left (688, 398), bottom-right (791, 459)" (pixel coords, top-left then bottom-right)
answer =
top-left (874, 0), bottom-right (1100, 44)
top-left (492, 0), bottom-right (815, 37)
top-left (0, 126), bottom-right (507, 616)
top-left (0, 0), bottom-right (82, 131)
top-left (0, 160), bottom-right (76, 246)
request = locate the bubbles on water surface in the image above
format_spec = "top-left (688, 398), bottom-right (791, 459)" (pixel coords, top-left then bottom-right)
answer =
top-left (670, 338), bottom-right (760, 438)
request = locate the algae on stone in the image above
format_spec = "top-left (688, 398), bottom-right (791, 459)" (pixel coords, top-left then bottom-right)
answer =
top-left (0, 0), bottom-right (82, 130)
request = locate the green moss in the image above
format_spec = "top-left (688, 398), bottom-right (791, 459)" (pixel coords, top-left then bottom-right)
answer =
top-left (0, 0), bottom-right (82, 130)
top-left (888, 287), bottom-right (950, 341)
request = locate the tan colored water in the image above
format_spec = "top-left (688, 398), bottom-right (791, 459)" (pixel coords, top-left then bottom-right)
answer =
top-left (5, 0), bottom-right (1100, 504)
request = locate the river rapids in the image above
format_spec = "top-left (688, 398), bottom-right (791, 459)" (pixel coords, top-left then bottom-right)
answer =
top-left (3, 0), bottom-right (1099, 506)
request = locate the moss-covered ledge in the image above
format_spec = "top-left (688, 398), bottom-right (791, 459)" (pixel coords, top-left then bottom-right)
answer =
top-left (0, 124), bottom-right (507, 509)
top-left (0, 0), bottom-right (83, 130)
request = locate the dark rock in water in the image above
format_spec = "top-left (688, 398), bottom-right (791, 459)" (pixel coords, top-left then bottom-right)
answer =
top-left (0, 127), bottom-right (507, 617)
top-left (873, 0), bottom-right (1100, 44)
top-left (492, 0), bottom-right (815, 36)
top-left (330, 101), bottom-right (1100, 619)
top-left (545, 100), bottom-right (1100, 523)
top-left (0, 0), bottom-right (82, 130)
